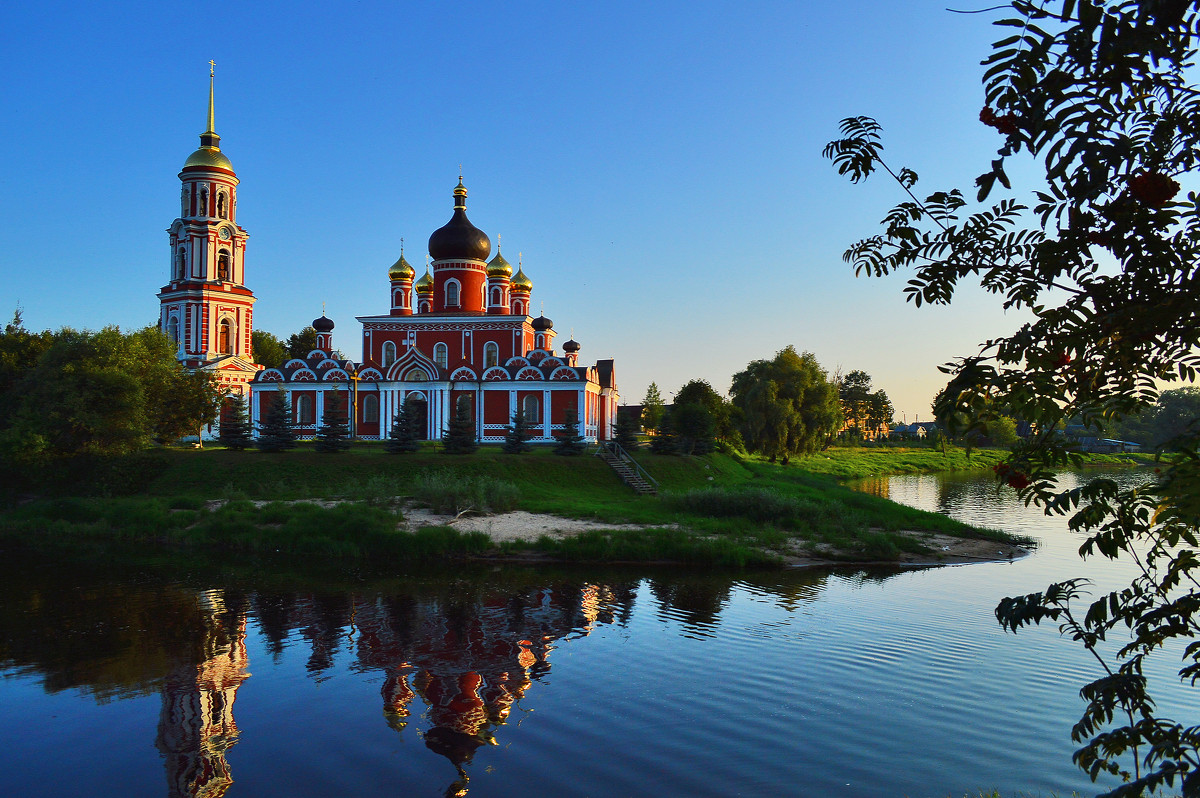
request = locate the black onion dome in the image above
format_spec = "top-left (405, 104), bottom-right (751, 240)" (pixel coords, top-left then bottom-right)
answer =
top-left (532, 315), bottom-right (554, 331)
top-left (562, 339), bottom-right (580, 353)
top-left (312, 315), bottom-right (335, 333)
top-left (428, 178), bottom-right (491, 262)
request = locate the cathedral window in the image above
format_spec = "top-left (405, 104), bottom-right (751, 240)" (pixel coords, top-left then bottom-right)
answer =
top-left (483, 342), bottom-right (499, 368)
top-left (167, 316), bottom-right (180, 344)
top-left (295, 395), bottom-right (315, 425)
top-left (382, 341), bottom-right (397, 367)
top-left (433, 343), bottom-right (448, 369)
top-left (217, 251), bottom-right (231, 282)
top-left (522, 394), bottom-right (539, 424)
top-left (217, 319), bottom-right (232, 355)
top-left (199, 189), bottom-right (208, 216)
top-left (362, 394), bottom-right (379, 424)
top-left (175, 248), bottom-right (187, 280)
top-left (181, 188), bottom-right (189, 216)
top-left (217, 192), bottom-right (227, 219)
top-left (445, 280), bottom-right (460, 307)
top-left (491, 287), bottom-right (502, 306)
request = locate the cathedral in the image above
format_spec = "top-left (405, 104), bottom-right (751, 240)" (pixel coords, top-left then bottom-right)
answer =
top-left (160, 72), bottom-right (619, 443)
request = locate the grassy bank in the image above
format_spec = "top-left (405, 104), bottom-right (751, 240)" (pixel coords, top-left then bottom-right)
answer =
top-left (0, 443), bottom-right (1033, 568)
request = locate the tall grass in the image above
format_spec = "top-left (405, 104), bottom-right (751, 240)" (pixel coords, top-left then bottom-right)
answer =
top-left (411, 470), bottom-right (520, 515)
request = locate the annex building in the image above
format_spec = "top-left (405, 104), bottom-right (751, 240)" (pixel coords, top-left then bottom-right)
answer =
top-left (160, 73), bottom-right (619, 443)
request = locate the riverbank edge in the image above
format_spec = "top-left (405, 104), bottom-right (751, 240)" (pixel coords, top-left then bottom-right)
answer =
top-left (0, 445), bottom-right (1062, 569)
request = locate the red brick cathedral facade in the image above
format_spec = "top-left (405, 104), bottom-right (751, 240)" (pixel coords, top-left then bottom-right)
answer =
top-left (154, 73), bottom-right (622, 443)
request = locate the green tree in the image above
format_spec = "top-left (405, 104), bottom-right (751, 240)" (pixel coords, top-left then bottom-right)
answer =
top-left (671, 403), bottom-right (716, 456)
top-left (826, 2), bottom-right (1200, 791)
top-left (441, 403), bottom-right (477, 455)
top-left (838, 370), bottom-right (874, 437)
top-left (730, 347), bottom-right (842, 464)
top-left (674, 379), bottom-right (735, 443)
top-left (256, 384), bottom-right (296, 453)
top-left (314, 389), bottom-right (351, 453)
top-left (285, 326), bottom-right (318, 361)
top-left (553, 406), bottom-right (586, 456)
top-left (384, 397), bottom-right (420, 454)
top-left (218, 393), bottom-right (254, 451)
top-left (648, 408), bottom-right (677, 455)
top-left (502, 410), bottom-right (533, 454)
top-left (641, 382), bottom-right (665, 433)
top-left (252, 330), bottom-right (287, 369)
top-left (866, 389), bottom-right (895, 438)
top-left (613, 410), bottom-right (641, 450)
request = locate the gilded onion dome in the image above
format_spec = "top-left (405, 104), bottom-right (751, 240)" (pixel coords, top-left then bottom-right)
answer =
top-left (428, 177), bottom-right (491, 262)
top-left (487, 249), bottom-right (512, 278)
top-left (510, 266), bottom-right (532, 291)
top-left (183, 70), bottom-right (234, 172)
top-left (389, 252), bottom-right (414, 281)
top-left (414, 267), bottom-right (435, 294)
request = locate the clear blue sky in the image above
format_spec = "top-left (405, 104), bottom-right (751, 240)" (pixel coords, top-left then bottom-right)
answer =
top-left (1, 0), bottom-right (1038, 421)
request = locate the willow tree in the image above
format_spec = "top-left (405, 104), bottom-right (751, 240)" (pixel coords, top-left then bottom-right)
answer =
top-left (729, 346), bottom-right (841, 464)
top-left (825, 1), bottom-right (1200, 792)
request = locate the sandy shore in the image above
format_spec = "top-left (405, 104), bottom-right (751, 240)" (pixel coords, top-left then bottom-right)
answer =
top-left (400, 506), bottom-right (1030, 567)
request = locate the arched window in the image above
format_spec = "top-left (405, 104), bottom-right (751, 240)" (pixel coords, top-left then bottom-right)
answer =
top-left (535, 333), bottom-right (544, 349)
top-left (491, 287), bottom-right (502, 306)
top-left (167, 316), bottom-right (180, 344)
top-left (217, 192), bottom-right (227, 219)
top-left (433, 343), bottom-right (448, 369)
top-left (217, 318), bottom-right (232, 354)
top-left (483, 342), bottom-right (499, 368)
top-left (418, 300), bottom-right (430, 313)
top-left (404, 368), bottom-right (427, 382)
top-left (175, 248), bottom-right (187, 280)
top-left (445, 280), bottom-right (460, 307)
top-left (522, 394), bottom-right (539, 423)
top-left (362, 394), bottom-right (379, 423)
top-left (295, 395), bottom-right (315, 425)
top-left (382, 341), bottom-right (397, 367)
top-left (181, 188), bottom-right (189, 216)
top-left (199, 189), bottom-right (208, 216)
top-left (217, 251), bottom-right (231, 282)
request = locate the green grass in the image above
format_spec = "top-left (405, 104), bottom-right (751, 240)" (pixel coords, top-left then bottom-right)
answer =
top-left (0, 442), bottom-right (1036, 567)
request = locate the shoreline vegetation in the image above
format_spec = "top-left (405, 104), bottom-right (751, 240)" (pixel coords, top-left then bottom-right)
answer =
top-left (0, 443), bottom-right (1148, 569)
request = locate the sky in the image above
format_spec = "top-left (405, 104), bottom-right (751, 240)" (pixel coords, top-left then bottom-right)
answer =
top-left (0, 0), bottom-right (1045, 422)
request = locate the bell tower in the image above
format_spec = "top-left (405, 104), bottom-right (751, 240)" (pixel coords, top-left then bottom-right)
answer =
top-left (158, 64), bottom-right (259, 400)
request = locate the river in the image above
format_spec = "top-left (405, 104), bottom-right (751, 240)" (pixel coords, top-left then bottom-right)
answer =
top-left (0, 468), bottom-right (1191, 797)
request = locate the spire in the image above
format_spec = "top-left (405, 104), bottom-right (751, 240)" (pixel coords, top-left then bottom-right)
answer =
top-left (453, 170), bottom-right (467, 211)
top-left (200, 61), bottom-right (221, 150)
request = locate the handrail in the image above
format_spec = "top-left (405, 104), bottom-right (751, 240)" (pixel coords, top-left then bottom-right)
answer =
top-left (595, 441), bottom-right (659, 494)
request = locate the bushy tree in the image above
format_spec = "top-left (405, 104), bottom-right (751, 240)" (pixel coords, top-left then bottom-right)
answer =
top-left (553, 406), bottom-right (586, 455)
top-left (256, 384), bottom-right (296, 453)
top-left (218, 393), bottom-right (254, 451)
top-left (730, 347), bottom-right (842, 464)
top-left (251, 330), bottom-right (287, 369)
top-left (384, 396), bottom-right (421, 454)
top-left (314, 389), bottom-right (351, 453)
top-left (641, 382), bottom-right (665, 433)
top-left (674, 379), bottom-right (736, 443)
top-left (826, 2), bottom-right (1200, 791)
top-left (502, 410), bottom-right (533, 454)
top-left (285, 326), bottom-right (318, 361)
top-left (670, 403), bottom-right (716, 456)
top-left (648, 410), bottom-right (677, 455)
top-left (441, 403), bottom-right (477, 454)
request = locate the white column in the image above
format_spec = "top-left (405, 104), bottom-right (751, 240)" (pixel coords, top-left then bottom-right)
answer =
top-left (543, 389), bottom-right (552, 439)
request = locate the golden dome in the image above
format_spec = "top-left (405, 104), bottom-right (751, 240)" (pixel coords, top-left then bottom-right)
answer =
top-left (510, 267), bottom-right (532, 291)
top-left (183, 146), bottom-right (234, 171)
top-left (389, 253), bottom-right (414, 281)
top-left (487, 250), bottom-right (512, 278)
top-left (414, 268), bottom-right (434, 294)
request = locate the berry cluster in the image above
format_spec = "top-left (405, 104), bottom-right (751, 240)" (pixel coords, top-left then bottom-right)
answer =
top-left (1127, 172), bottom-right (1180, 208)
top-left (993, 462), bottom-right (1031, 491)
top-left (979, 107), bottom-right (1019, 135)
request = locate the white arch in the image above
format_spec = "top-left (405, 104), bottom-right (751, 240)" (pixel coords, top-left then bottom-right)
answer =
top-left (445, 278), bottom-right (461, 307)
top-left (382, 341), bottom-right (397, 367)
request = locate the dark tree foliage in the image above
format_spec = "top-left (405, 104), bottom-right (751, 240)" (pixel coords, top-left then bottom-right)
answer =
top-left (826, 3), bottom-right (1200, 793)
top-left (284, 326), bottom-right (318, 361)
top-left (553, 407), bottom-right (586, 456)
top-left (384, 397), bottom-right (420, 454)
top-left (256, 384), bottom-right (296, 453)
top-left (218, 393), bottom-right (254, 451)
top-left (648, 409), bottom-right (677, 455)
top-left (674, 379), bottom-right (736, 443)
top-left (671, 403), bottom-right (716, 456)
top-left (613, 410), bottom-right (641, 450)
top-left (441, 404), bottom-right (477, 455)
top-left (314, 389), bottom-right (351, 453)
top-left (502, 410), bottom-right (533, 454)
top-left (641, 382), bottom-right (665, 432)
top-left (729, 347), bottom-right (842, 464)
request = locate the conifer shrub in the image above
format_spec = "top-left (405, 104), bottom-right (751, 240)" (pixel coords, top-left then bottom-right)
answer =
top-left (502, 410), bottom-right (533, 454)
top-left (441, 404), bottom-right (477, 454)
top-left (553, 406), bottom-right (586, 456)
top-left (218, 394), bottom-right (254, 451)
top-left (384, 397), bottom-right (421, 454)
top-left (256, 384), bottom-right (296, 453)
top-left (314, 389), bottom-right (351, 453)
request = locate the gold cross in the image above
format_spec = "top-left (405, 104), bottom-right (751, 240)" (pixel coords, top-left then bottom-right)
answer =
top-left (209, 60), bottom-right (216, 77)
